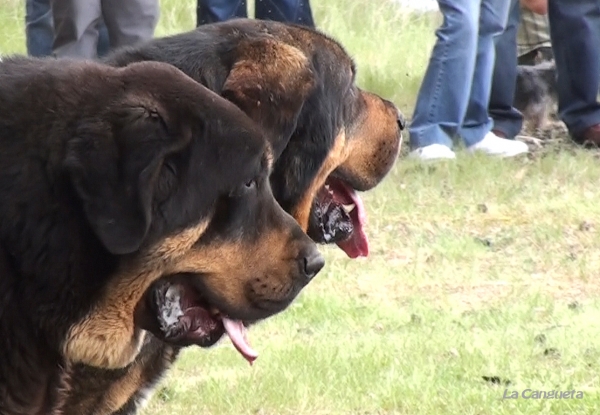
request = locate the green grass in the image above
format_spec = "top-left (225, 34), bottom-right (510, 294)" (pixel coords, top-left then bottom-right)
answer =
top-left (2, 0), bottom-right (600, 414)
top-left (143, 153), bottom-right (600, 415)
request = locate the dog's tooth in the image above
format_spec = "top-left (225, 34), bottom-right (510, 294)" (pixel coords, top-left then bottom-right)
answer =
top-left (342, 204), bottom-right (356, 213)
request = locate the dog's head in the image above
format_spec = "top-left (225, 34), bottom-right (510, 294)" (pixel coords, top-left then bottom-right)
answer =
top-left (106, 19), bottom-right (403, 260)
top-left (62, 60), bottom-right (276, 255)
top-left (132, 162), bottom-right (326, 364)
top-left (514, 60), bottom-right (557, 129)
top-left (203, 20), bottom-right (404, 259)
top-left (61, 61), bottom-right (323, 369)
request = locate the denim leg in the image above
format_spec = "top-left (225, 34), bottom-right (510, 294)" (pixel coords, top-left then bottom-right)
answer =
top-left (460, 0), bottom-right (511, 147)
top-left (25, 0), bottom-right (54, 57)
top-left (255, 0), bottom-right (315, 27)
top-left (489, 0), bottom-right (523, 138)
top-left (548, 0), bottom-right (600, 136)
top-left (96, 22), bottom-right (110, 57)
top-left (408, 0), bottom-right (480, 149)
top-left (196, 0), bottom-right (247, 26)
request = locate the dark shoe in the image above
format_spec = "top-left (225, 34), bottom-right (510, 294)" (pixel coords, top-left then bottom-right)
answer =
top-left (572, 124), bottom-right (600, 147)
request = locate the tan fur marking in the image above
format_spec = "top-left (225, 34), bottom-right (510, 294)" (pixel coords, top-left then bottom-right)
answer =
top-left (164, 226), bottom-right (299, 309)
top-left (230, 39), bottom-right (310, 85)
top-left (222, 39), bottom-right (314, 127)
top-left (339, 91), bottom-right (402, 189)
top-left (62, 209), bottom-right (301, 370)
top-left (292, 131), bottom-right (350, 231)
top-left (63, 220), bottom-right (211, 369)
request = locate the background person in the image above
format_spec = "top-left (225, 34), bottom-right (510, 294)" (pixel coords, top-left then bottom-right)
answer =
top-left (517, 3), bottom-right (553, 65)
top-left (547, 0), bottom-right (600, 146)
top-left (488, 0), bottom-right (549, 139)
top-left (26, 0), bottom-right (110, 57)
top-left (408, 0), bottom-right (529, 161)
top-left (50, 0), bottom-right (159, 59)
top-left (196, 0), bottom-right (314, 27)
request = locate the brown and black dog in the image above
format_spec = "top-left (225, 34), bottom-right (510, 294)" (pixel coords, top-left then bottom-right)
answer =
top-left (0, 56), bottom-right (322, 415)
top-left (61, 19), bottom-right (405, 414)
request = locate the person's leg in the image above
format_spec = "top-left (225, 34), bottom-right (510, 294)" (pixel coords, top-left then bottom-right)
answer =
top-left (196, 0), bottom-right (247, 26)
top-left (460, 0), bottom-right (510, 145)
top-left (101, 0), bottom-right (159, 50)
top-left (488, 0), bottom-right (523, 139)
top-left (548, 0), bottom-right (600, 142)
top-left (254, 0), bottom-right (315, 27)
top-left (461, 0), bottom-right (528, 156)
top-left (25, 0), bottom-right (54, 57)
top-left (408, 0), bottom-right (480, 159)
top-left (50, 0), bottom-right (102, 58)
top-left (96, 21), bottom-right (110, 57)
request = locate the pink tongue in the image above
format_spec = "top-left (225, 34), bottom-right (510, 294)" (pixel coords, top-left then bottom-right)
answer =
top-left (335, 188), bottom-right (369, 259)
top-left (222, 317), bottom-right (258, 365)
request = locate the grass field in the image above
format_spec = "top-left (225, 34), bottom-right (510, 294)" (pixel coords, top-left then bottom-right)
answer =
top-left (2, 0), bottom-right (600, 414)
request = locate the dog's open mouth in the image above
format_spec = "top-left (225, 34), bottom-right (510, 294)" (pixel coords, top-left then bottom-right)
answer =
top-left (142, 279), bottom-right (258, 365)
top-left (308, 176), bottom-right (369, 258)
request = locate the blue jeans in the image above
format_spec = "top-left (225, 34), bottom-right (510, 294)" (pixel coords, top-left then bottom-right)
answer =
top-left (548, 0), bottom-right (600, 136)
top-left (409, 0), bottom-right (511, 149)
top-left (196, 0), bottom-right (314, 27)
top-left (25, 0), bottom-right (110, 57)
top-left (489, 0), bottom-right (523, 138)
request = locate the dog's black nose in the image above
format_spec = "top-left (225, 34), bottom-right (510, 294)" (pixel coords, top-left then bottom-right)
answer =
top-left (396, 109), bottom-right (406, 130)
top-left (301, 248), bottom-right (325, 281)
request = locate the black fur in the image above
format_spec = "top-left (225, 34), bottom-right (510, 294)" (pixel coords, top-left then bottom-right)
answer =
top-left (0, 56), bottom-right (301, 415)
top-left (63, 19), bottom-right (403, 415)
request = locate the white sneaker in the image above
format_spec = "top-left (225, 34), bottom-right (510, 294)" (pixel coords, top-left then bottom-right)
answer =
top-left (467, 132), bottom-right (529, 158)
top-left (409, 144), bottom-right (456, 161)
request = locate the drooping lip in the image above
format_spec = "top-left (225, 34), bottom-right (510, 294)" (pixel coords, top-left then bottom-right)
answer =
top-left (308, 176), bottom-right (369, 258)
top-left (146, 280), bottom-right (258, 364)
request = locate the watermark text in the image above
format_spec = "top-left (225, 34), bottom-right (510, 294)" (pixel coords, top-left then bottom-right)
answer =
top-left (503, 389), bottom-right (584, 400)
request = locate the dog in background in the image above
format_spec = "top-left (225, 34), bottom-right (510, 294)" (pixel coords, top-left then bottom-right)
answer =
top-left (513, 59), bottom-right (558, 130)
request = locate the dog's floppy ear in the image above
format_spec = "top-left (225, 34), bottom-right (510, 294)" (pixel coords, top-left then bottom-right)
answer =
top-left (221, 37), bottom-right (315, 159)
top-left (64, 105), bottom-right (191, 255)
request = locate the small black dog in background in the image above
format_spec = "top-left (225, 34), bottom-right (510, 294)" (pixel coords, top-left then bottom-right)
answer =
top-left (514, 60), bottom-right (558, 130)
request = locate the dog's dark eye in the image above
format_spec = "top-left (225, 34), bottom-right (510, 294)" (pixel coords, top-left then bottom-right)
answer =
top-left (228, 178), bottom-right (257, 198)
